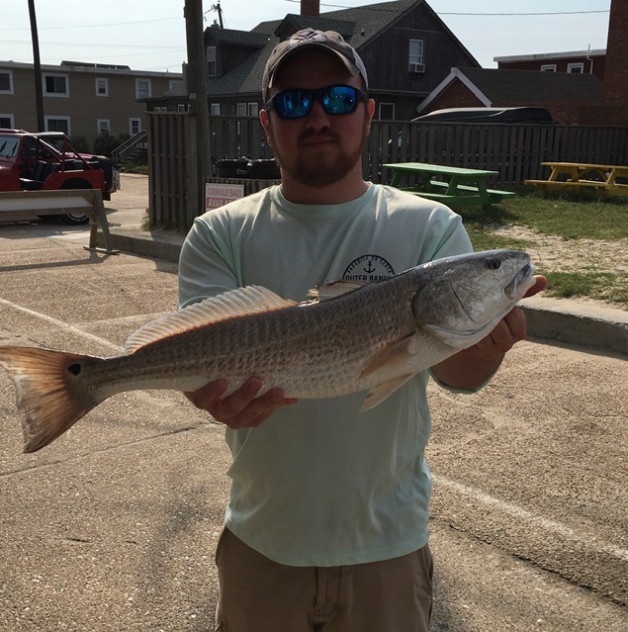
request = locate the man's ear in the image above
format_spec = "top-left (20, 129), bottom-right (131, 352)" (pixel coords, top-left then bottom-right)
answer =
top-left (260, 108), bottom-right (272, 143)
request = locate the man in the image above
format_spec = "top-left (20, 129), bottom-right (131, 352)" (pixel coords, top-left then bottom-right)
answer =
top-left (179, 28), bottom-right (546, 632)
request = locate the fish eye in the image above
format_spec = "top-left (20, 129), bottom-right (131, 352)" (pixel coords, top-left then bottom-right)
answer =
top-left (487, 258), bottom-right (501, 270)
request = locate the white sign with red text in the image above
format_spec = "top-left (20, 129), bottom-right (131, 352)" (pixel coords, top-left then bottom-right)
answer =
top-left (205, 183), bottom-right (244, 210)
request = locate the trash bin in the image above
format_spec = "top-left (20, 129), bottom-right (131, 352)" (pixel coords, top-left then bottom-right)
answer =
top-left (214, 158), bottom-right (251, 178)
top-left (248, 159), bottom-right (281, 179)
top-left (214, 157), bottom-right (280, 179)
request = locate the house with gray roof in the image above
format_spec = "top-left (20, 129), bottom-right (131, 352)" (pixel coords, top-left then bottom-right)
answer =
top-left (150, 0), bottom-right (480, 121)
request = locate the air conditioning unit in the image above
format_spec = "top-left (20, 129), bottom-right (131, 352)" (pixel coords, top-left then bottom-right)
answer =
top-left (409, 62), bottom-right (425, 73)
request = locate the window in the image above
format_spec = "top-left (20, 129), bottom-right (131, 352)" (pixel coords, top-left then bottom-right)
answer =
top-left (45, 116), bottom-right (70, 135)
top-left (235, 103), bottom-right (259, 117)
top-left (95, 78), bottom-right (108, 96)
top-left (0, 70), bottom-right (13, 94)
top-left (129, 117), bottom-right (142, 135)
top-left (0, 114), bottom-right (14, 128)
top-left (408, 39), bottom-right (424, 73)
top-left (43, 73), bottom-right (69, 96)
top-left (97, 119), bottom-right (110, 134)
top-left (210, 103), bottom-right (221, 115)
top-left (567, 63), bottom-right (584, 74)
top-left (540, 64), bottom-right (557, 72)
top-left (177, 104), bottom-right (189, 112)
top-left (207, 46), bottom-right (217, 76)
top-left (135, 78), bottom-right (151, 99)
top-left (378, 103), bottom-right (395, 120)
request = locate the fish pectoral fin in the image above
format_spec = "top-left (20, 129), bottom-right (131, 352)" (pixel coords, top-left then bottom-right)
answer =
top-left (361, 374), bottom-right (416, 411)
top-left (125, 286), bottom-right (296, 353)
top-left (360, 334), bottom-right (420, 378)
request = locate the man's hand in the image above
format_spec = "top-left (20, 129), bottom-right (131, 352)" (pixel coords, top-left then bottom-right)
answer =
top-left (432, 275), bottom-right (548, 389)
top-left (185, 377), bottom-right (298, 429)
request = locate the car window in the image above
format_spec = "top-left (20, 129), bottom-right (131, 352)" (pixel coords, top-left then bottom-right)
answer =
top-left (0, 135), bottom-right (20, 158)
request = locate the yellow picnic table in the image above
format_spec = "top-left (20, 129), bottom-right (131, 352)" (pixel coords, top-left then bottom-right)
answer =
top-left (525, 162), bottom-right (628, 197)
top-left (383, 162), bottom-right (515, 209)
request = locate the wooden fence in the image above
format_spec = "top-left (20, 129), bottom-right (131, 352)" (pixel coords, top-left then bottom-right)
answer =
top-left (147, 112), bottom-right (628, 231)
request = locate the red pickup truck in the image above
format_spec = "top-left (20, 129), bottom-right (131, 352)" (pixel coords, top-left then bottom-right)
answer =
top-left (0, 129), bottom-right (119, 224)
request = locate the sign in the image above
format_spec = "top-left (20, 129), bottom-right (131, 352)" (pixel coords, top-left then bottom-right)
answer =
top-left (205, 183), bottom-right (245, 210)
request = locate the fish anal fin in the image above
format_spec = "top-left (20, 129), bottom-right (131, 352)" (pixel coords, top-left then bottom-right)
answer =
top-left (125, 286), bottom-right (295, 353)
top-left (360, 334), bottom-right (420, 378)
top-left (361, 374), bottom-right (416, 411)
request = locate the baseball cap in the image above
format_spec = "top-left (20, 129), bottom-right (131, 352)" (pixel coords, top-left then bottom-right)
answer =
top-left (262, 28), bottom-right (369, 101)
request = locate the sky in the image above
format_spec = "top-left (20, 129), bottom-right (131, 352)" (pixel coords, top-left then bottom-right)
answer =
top-left (0, 0), bottom-right (611, 73)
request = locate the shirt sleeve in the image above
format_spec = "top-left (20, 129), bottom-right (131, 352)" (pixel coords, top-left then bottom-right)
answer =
top-left (177, 212), bottom-right (241, 309)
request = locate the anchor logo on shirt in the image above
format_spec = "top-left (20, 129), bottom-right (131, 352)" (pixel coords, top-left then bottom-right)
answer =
top-left (343, 254), bottom-right (395, 282)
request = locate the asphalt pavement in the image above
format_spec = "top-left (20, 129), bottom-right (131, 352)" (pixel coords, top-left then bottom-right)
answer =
top-left (0, 174), bottom-right (626, 632)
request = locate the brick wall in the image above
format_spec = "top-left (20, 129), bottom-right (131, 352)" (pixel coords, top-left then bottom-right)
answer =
top-left (603, 0), bottom-right (628, 111)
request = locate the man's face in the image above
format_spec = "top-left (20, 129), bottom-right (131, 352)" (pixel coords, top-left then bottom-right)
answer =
top-left (261, 49), bottom-right (374, 188)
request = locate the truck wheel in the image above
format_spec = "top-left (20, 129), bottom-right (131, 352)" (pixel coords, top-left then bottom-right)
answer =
top-left (57, 181), bottom-right (92, 225)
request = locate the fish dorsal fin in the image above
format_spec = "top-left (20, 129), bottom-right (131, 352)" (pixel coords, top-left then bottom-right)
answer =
top-left (307, 280), bottom-right (369, 303)
top-left (125, 286), bottom-right (295, 353)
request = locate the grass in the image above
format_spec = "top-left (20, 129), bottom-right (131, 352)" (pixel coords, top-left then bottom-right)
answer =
top-left (459, 192), bottom-right (628, 306)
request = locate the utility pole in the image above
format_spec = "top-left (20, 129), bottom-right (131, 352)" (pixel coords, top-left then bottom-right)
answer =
top-left (184, 0), bottom-right (212, 220)
top-left (28, 0), bottom-right (45, 131)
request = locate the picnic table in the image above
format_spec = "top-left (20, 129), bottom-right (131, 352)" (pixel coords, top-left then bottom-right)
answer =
top-left (383, 162), bottom-right (515, 209)
top-left (525, 162), bottom-right (628, 197)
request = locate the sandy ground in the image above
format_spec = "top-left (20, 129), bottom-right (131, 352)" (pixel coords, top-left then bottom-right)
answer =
top-left (491, 224), bottom-right (628, 308)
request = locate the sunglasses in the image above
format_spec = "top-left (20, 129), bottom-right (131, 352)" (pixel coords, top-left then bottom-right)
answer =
top-left (264, 84), bottom-right (369, 119)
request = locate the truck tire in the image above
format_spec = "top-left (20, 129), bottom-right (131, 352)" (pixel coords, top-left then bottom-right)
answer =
top-left (57, 180), bottom-right (92, 225)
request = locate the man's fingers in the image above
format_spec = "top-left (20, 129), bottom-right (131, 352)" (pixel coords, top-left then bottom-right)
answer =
top-left (186, 378), bottom-right (298, 429)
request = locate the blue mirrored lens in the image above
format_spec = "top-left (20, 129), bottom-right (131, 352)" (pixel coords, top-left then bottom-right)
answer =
top-left (269, 85), bottom-right (364, 119)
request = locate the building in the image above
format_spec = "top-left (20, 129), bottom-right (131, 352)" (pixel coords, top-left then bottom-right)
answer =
top-left (494, 49), bottom-right (606, 82)
top-left (417, 0), bottom-right (626, 126)
top-left (415, 67), bottom-right (603, 124)
top-left (0, 60), bottom-right (182, 145)
top-left (150, 0), bottom-right (480, 121)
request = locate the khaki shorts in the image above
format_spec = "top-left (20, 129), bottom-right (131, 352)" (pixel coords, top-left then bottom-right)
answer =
top-left (214, 528), bottom-right (433, 632)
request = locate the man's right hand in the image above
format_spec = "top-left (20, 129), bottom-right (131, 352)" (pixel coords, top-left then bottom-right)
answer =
top-left (185, 378), bottom-right (298, 429)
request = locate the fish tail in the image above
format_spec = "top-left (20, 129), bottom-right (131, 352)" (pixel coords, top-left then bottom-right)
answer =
top-left (0, 346), bottom-right (101, 453)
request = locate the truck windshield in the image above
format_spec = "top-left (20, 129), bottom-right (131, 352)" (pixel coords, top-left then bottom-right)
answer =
top-left (0, 135), bottom-right (20, 159)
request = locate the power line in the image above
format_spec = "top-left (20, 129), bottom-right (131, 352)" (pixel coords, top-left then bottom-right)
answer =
top-left (285, 0), bottom-right (609, 16)
top-left (0, 16), bottom-right (181, 32)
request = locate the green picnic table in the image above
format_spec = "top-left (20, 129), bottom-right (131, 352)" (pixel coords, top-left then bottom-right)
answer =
top-left (383, 162), bottom-right (515, 208)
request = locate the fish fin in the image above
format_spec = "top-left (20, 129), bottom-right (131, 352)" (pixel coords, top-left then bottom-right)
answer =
top-left (0, 346), bottom-right (100, 453)
top-left (361, 374), bottom-right (416, 411)
top-left (306, 280), bottom-right (369, 303)
top-left (360, 334), bottom-right (420, 378)
top-left (125, 286), bottom-right (295, 353)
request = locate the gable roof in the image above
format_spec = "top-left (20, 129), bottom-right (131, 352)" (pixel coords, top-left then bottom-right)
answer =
top-left (417, 66), bottom-right (604, 113)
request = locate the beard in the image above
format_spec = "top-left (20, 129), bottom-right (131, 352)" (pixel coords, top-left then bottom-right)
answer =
top-left (271, 122), bottom-right (369, 188)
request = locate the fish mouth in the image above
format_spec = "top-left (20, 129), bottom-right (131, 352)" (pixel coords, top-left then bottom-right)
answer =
top-left (505, 263), bottom-right (535, 299)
